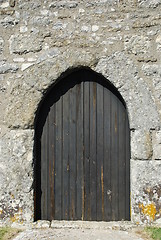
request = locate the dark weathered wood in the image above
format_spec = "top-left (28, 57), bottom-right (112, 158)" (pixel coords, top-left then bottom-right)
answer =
top-left (96, 82), bottom-right (104, 221)
top-left (41, 114), bottom-right (48, 220)
top-left (118, 103), bottom-right (126, 220)
top-left (69, 86), bottom-right (76, 220)
top-left (76, 83), bottom-right (84, 220)
top-left (54, 97), bottom-right (62, 220)
top-left (89, 81), bottom-right (97, 220)
top-left (103, 88), bottom-right (111, 221)
top-left (36, 69), bottom-right (130, 222)
top-left (62, 92), bottom-right (69, 220)
top-left (125, 114), bottom-right (130, 220)
top-left (84, 81), bottom-right (90, 220)
top-left (111, 95), bottom-right (119, 220)
top-left (48, 105), bottom-right (55, 220)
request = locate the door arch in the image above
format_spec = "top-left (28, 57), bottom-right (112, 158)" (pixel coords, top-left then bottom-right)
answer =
top-left (34, 68), bottom-right (130, 221)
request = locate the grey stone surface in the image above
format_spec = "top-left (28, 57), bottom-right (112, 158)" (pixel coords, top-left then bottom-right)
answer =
top-left (13, 227), bottom-right (145, 240)
top-left (95, 52), bottom-right (160, 130)
top-left (0, 61), bottom-right (18, 73)
top-left (152, 130), bottom-right (161, 160)
top-left (49, 1), bottom-right (78, 9)
top-left (50, 220), bottom-right (134, 230)
top-left (9, 34), bottom-right (43, 54)
top-left (156, 33), bottom-right (161, 50)
top-left (33, 220), bottom-right (51, 229)
top-left (0, 129), bottom-right (34, 223)
top-left (4, 74), bottom-right (42, 128)
top-left (124, 35), bottom-right (151, 55)
top-left (0, 16), bottom-right (19, 28)
top-left (131, 130), bottom-right (152, 160)
top-left (0, 37), bottom-right (4, 54)
top-left (139, 0), bottom-right (161, 8)
top-left (131, 160), bottom-right (161, 223)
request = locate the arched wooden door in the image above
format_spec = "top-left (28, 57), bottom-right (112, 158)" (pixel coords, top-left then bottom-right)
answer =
top-left (34, 69), bottom-right (130, 221)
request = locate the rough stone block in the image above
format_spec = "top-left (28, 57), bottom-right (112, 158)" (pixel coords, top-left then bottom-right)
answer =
top-left (9, 0), bottom-right (15, 7)
top-left (0, 16), bottom-right (18, 27)
top-left (20, 25), bottom-right (28, 33)
top-left (142, 64), bottom-right (161, 100)
top-left (29, 16), bottom-right (51, 26)
top-left (21, 63), bottom-right (34, 71)
top-left (0, 37), bottom-right (4, 54)
top-left (49, 1), bottom-right (78, 9)
top-left (124, 35), bottom-right (151, 55)
top-left (142, 64), bottom-right (160, 76)
top-left (0, 61), bottom-right (18, 73)
top-left (9, 34), bottom-right (43, 54)
top-left (139, 0), bottom-right (161, 8)
top-left (13, 57), bottom-right (25, 62)
top-left (34, 220), bottom-right (50, 228)
top-left (156, 33), bottom-right (161, 50)
top-left (152, 130), bottom-right (161, 160)
top-left (131, 130), bottom-right (152, 160)
top-left (4, 73), bottom-right (42, 128)
top-left (0, 1), bottom-right (9, 8)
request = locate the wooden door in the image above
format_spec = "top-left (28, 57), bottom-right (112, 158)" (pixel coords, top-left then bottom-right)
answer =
top-left (34, 69), bottom-right (130, 221)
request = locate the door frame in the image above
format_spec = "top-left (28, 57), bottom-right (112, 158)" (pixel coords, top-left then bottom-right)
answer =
top-left (33, 67), bottom-right (130, 221)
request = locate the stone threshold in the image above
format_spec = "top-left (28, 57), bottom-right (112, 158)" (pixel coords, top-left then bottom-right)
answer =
top-left (50, 220), bottom-right (135, 230)
top-left (1, 220), bottom-right (160, 230)
top-left (7, 220), bottom-right (141, 230)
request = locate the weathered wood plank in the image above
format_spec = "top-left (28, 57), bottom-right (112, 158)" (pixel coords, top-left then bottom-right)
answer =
top-left (48, 105), bottom-right (55, 220)
top-left (96, 82), bottom-right (104, 221)
top-left (125, 114), bottom-right (130, 220)
top-left (62, 92), bottom-right (70, 220)
top-left (54, 97), bottom-right (62, 220)
top-left (76, 82), bottom-right (84, 220)
top-left (111, 95), bottom-right (119, 220)
top-left (89, 81), bottom-right (97, 220)
top-left (41, 114), bottom-right (48, 220)
top-left (84, 81), bottom-right (90, 220)
top-left (69, 86), bottom-right (76, 220)
top-left (118, 103), bottom-right (126, 220)
top-left (103, 88), bottom-right (111, 221)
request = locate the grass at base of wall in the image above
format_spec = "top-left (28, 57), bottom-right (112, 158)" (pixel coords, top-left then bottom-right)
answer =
top-left (0, 227), bottom-right (20, 240)
top-left (145, 227), bottom-right (161, 240)
top-left (0, 228), bottom-right (8, 240)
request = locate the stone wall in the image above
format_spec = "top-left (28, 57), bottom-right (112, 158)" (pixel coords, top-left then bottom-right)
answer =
top-left (0, 0), bottom-right (161, 225)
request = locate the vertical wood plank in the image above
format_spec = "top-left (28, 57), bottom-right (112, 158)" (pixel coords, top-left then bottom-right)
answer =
top-left (69, 86), bottom-right (76, 220)
top-left (96, 82), bottom-right (104, 220)
top-left (48, 105), bottom-right (55, 220)
top-left (125, 114), bottom-right (130, 220)
top-left (118, 103), bottom-right (126, 220)
top-left (111, 94), bottom-right (119, 220)
top-left (103, 88), bottom-right (111, 221)
top-left (89, 81), bottom-right (97, 220)
top-left (41, 115), bottom-right (48, 220)
top-left (76, 82), bottom-right (84, 220)
top-left (62, 91), bottom-right (70, 220)
top-left (54, 97), bottom-right (62, 220)
top-left (84, 81), bottom-right (90, 220)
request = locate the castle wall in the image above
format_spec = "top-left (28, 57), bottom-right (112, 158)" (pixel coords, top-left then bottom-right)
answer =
top-left (0, 0), bottom-right (161, 224)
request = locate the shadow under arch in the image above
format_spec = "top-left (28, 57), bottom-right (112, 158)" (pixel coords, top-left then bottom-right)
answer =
top-left (33, 66), bottom-right (130, 221)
